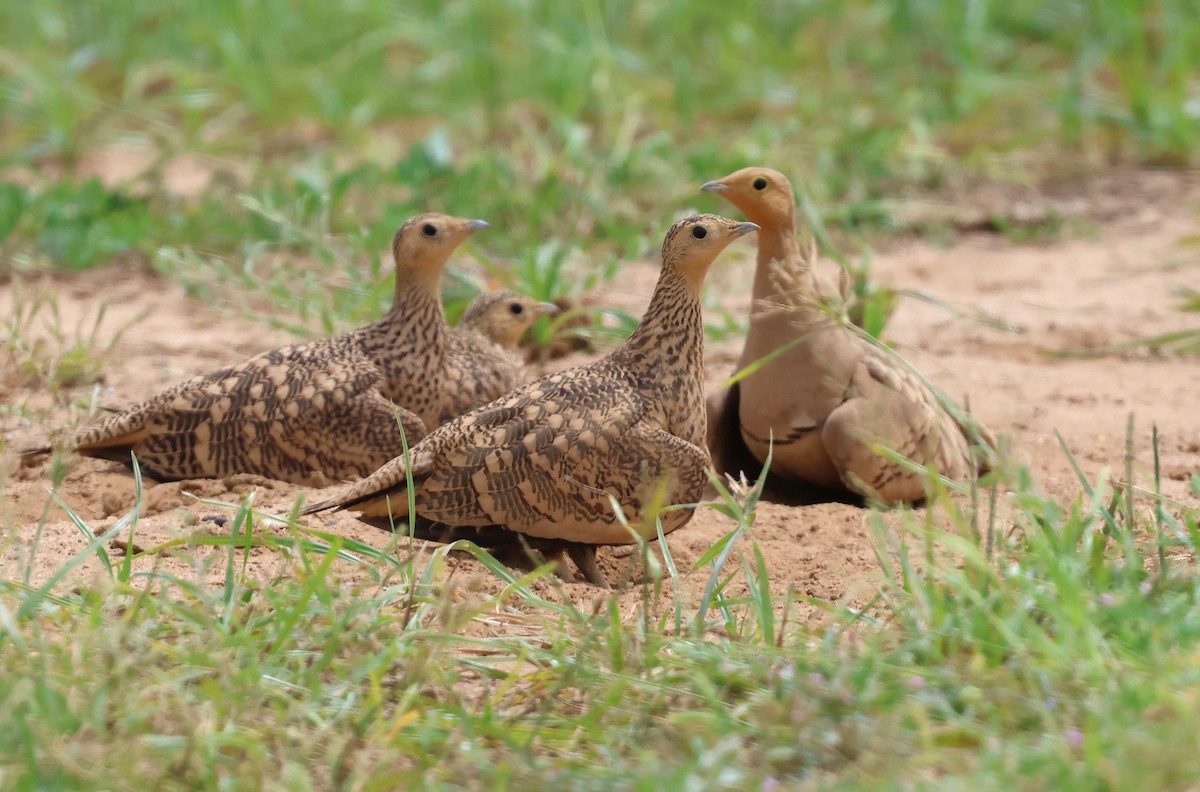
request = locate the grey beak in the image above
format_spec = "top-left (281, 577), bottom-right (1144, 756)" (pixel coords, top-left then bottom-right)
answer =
top-left (732, 222), bottom-right (760, 236)
top-left (700, 180), bottom-right (729, 192)
top-left (537, 302), bottom-right (561, 315)
top-left (465, 219), bottom-right (491, 231)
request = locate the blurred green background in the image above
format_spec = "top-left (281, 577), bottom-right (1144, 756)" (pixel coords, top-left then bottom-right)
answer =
top-left (1, 0), bottom-right (1197, 327)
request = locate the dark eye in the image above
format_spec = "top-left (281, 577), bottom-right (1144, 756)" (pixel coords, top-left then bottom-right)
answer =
top-left (691, 226), bottom-right (708, 240)
top-left (753, 177), bottom-right (768, 191)
top-left (421, 223), bottom-right (438, 237)
top-left (509, 303), bottom-right (524, 316)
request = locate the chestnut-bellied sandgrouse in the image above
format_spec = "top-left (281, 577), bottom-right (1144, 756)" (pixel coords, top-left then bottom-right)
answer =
top-left (43, 213), bottom-right (488, 485)
top-left (701, 167), bottom-right (993, 504)
top-left (301, 215), bottom-right (759, 586)
top-left (439, 291), bottom-right (558, 424)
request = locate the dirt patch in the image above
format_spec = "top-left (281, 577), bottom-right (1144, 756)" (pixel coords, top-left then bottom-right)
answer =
top-left (3, 179), bottom-right (1198, 618)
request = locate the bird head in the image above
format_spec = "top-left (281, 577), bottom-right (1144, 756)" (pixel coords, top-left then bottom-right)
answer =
top-left (661, 214), bottom-right (759, 288)
top-left (459, 291), bottom-right (559, 347)
top-left (700, 167), bottom-right (795, 230)
top-left (391, 213), bottom-right (490, 281)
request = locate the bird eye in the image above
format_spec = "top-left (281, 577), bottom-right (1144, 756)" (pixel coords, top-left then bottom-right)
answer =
top-left (421, 223), bottom-right (438, 237)
top-left (509, 303), bottom-right (524, 316)
top-left (691, 226), bottom-right (708, 240)
top-left (753, 177), bottom-right (768, 191)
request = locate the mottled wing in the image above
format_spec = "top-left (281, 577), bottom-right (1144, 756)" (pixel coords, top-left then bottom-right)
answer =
top-left (840, 345), bottom-right (986, 492)
top-left (75, 338), bottom-right (420, 483)
top-left (276, 385), bottom-right (426, 484)
top-left (439, 330), bottom-right (525, 424)
top-left (416, 369), bottom-right (671, 543)
top-left (438, 332), bottom-right (479, 424)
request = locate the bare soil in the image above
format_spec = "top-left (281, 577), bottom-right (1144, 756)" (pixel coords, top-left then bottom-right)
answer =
top-left (3, 173), bottom-right (1198, 623)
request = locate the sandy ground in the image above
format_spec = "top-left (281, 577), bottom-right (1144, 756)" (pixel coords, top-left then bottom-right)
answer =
top-left (2, 173), bottom-right (1198, 624)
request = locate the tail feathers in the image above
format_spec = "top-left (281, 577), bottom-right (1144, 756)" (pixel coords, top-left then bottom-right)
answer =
top-left (300, 496), bottom-right (349, 516)
top-left (299, 499), bottom-right (334, 516)
top-left (299, 480), bottom-right (410, 518)
top-left (300, 451), bottom-right (435, 519)
top-left (18, 431), bottom-right (144, 462)
top-left (75, 425), bottom-right (151, 453)
top-left (16, 410), bottom-right (145, 460)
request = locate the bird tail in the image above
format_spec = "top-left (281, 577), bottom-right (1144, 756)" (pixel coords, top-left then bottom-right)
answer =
top-left (14, 403), bottom-right (127, 459)
top-left (299, 485), bottom-right (413, 521)
top-left (298, 486), bottom-right (388, 516)
top-left (299, 454), bottom-right (427, 518)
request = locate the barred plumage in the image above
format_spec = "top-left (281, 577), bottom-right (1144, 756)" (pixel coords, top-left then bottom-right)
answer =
top-left (54, 213), bottom-right (488, 485)
top-left (302, 215), bottom-right (759, 586)
top-left (439, 291), bottom-right (557, 424)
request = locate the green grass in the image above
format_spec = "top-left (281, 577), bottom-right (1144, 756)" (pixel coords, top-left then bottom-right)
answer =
top-left (3, 436), bottom-right (1200, 788)
top-left (1, 280), bottom-right (145, 395)
top-left (1049, 328), bottom-right (1200, 358)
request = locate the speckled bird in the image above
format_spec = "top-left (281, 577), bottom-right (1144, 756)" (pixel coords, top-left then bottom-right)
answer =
top-left (302, 214), bottom-right (759, 586)
top-left (49, 213), bottom-right (488, 485)
top-left (701, 167), bottom-right (993, 503)
top-left (439, 291), bottom-right (558, 425)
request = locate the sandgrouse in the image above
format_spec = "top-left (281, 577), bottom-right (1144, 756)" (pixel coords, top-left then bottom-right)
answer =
top-left (302, 215), bottom-right (759, 586)
top-left (439, 291), bottom-right (558, 425)
top-left (43, 213), bottom-right (488, 485)
top-left (701, 167), bottom-right (993, 504)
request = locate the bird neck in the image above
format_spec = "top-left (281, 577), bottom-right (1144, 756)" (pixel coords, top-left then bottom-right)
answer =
top-left (752, 217), bottom-right (808, 302)
top-left (374, 269), bottom-right (445, 336)
top-left (358, 269), bottom-right (447, 426)
top-left (612, 269), bottom-right (706, 436)
top-left (391, 266), bottom-right (443, 308)
top-left (621, 268), bottom-right (704, 352)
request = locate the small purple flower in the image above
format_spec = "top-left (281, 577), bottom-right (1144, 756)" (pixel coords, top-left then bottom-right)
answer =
top-left (907, 675), bottom-right (926, 690)
top-left (762, 778), bottom-right (780, 792)
top-left (1098, 593), bottom-right (1115, 606)
top-left (1065, 729), bottom-right (1084, 748)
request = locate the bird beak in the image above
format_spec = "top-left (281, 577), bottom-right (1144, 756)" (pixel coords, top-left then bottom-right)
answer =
top-left (537, 302), bottom-right (561, 315)
top-left (731, 222), bottom-right (760, 236)
top-left (465, 219), bottom-right (491, 232)
top-left (700, 180), bottom-right (729, 192)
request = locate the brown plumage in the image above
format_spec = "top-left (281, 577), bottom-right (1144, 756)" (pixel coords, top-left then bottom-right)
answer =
top-left (302, 215), bottom-right (759, 586)
top-left (701, 167), bottom-right (993, 504)
top-left (439, 291), bottom-right (558, 424)
top-left (46, 213), bottom-right (488, 485)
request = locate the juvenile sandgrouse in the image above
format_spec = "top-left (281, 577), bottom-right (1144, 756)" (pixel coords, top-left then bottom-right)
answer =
top-left (701, 167), bottom-right (993, 504)
top-left (439, 291), bottom-right (558, 424)
top-left (46, 213), bottom-right (488, 485)
top-left (302, 215), bottom-right (759, 586)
